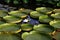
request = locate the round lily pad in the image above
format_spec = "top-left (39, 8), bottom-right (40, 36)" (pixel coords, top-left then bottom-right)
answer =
top-left (9, 11), bottom-right (27, 18)
top-left (39, 15), bottom-right (53, 23)
top-left (0, 23), bottom-right (21, 33)
top-left (33, 24), bottom-right (54, 33)
top-left (0, 33), bottom-right (21, 40)
top-left (53, 9), bottom-right (60, 13)
top-left (0, 10), bottom-right (8, 17)
top-left (3, 15), bottom-right (22, 23)
top-left (36, 7), bottom-right (53, 14)
top-left (19, 8), bottom-right (33, 14)
top-left (21, 24), bottom-right (33, 31)
top-left (49, 20), bottom-right (60, 28)
top-left (51, 13), bottom-right (60, 19)
top-left (0, 21), bottom-right (5, 24)
top-left (30, 11), bottom-right (44, 18)
top-left (22, 31), bottom-right (52, 40)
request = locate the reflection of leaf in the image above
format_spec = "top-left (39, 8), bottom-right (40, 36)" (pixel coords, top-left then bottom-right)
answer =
top-left (0, 23), bottom-right (21, 33)
top-left (0, 34), bottom-right (21, 40)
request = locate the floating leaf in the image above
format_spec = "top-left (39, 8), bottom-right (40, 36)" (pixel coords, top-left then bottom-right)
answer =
top-left (22, 31), bottom-right (52, 40)
top-left (0, 23), bottom-right (21, 33)
top-left (3, 15), bottom-right (22, 23)
top-left (0, 34), bottom-right (21, 40)
top-left (19, 8), bottom-right (33, 14)
top-left (30, 11), bottom-right (44, 18)
top-left (33, 24), bottom-right (54, 33)
top-left (0, 10), bottom-right (8, 17)
top-left (51, 13), bottom-right (60, 19)
top-left (36, 7), bottom-right (53, 14)
top-left (50, 20), bottom-right (60, 28)
top-left (39, 15), bottom-right (53, 23)
top-left (21, 24), bottom-right (33, 31)
top-left (9, 11), bottom-right (27, 18)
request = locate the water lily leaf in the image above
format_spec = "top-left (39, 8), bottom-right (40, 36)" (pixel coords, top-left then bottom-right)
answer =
top-left (19, 8), bottom-right (33, 14)
top-left (30, 11), bottom-right (44, 18)
top-left (39, 15), bottom-right (53, 23)
top-left (3, 15), bottom-right (22, 23)
top-left (21, 24), bottom-right (33, 31)
top-left (53, 9), bottom-right (60, 13)
top-left (22, 32), bottom-right (29, 39)
top-left (0, 23), bottom-right (21, 33)
top-left (0, 34), bottom-right (21, 40)
top-left (0, 10), bottom-right (8, 17)
top-left (22, 31), bottom-right (52, 40)
top-left (9, 11), bottom-right (27, 18)
top-left (33, 24), bottom-right (54, 33)
top-left (36, 7), bottom-right (53, 14)
top-left (49, 20), bottom-right (60, 28)
top-left (0, 21), bottom-right (5, 25)
top-left (51, 13), bottom-right (60, 19)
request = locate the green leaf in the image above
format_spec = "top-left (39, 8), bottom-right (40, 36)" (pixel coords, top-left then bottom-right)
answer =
top-left (21, 24), bottom-right (33, 31)
top-left (0, 21), bottom-right (5, 25)
top-left (9, 11), bottom-right (27, 18)
top-left (5, 0), bottom-right (10, 3)
top-left (0, 10), bottom-right (8, 17)
top-left (30, 11), bottom-right (44, 18)
top-left (51, 13), bottom-right (60, 19)
top-left (0, 23), bottom-right (21, 33)
top-left (53, 9), bottom-right (60, 13)
top-left (13, 0), bottom-right (19, 4)
top-left (22, 31), bottom-right (52, 40)
top-left (23, 0), bottom-right (29, 3)
top-left (0, 34), bottom-right (21, 40)
top-left (3, 15), bottom-right (22, 23)
top-left (39, 15), bottom-right (53, 23)
top-left (49, 20), bottom-right (60, 28)
top-left (19, 8), bottom-right (33, 14)
top-left (33, 24), bottom-right (54, 33)
top-left (22, 32), bottom-right (29, 39)
top-left (36, 7), bottom-right (53, 14)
